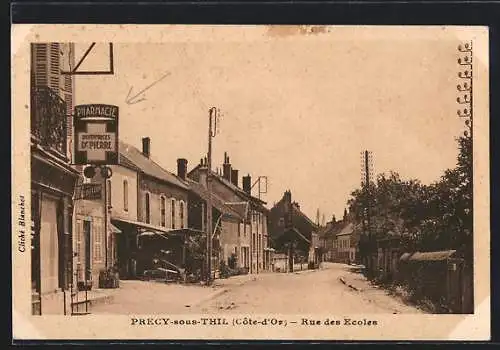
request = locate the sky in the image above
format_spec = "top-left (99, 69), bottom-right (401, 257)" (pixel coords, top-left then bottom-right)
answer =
top-left (71, 26), bottom-right (466, 222)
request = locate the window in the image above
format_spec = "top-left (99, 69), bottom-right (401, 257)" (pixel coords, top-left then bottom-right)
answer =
top-left (123, 180), bottom-right (128, 212)
top-left (94, 218), bottom-right (103, 263)
top-left (145, 193), bottom-right (150, 224)
top-left (171, 199), bottom-right (176, 229)
top-left (75, 219), bottom-right (82, 267)
top-left (180, 201), bottom-right (185, 229)
top-left (106, 180), bottom-right (111, 207)
top-left (160, 196), bottom-right (166, 227)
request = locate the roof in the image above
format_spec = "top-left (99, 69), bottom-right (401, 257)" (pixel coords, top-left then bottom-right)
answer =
top-left (337, 222), bottom-right (355, 237)
top-left (119, 141), bottom-right (188, 190)
top-left (282, 227), bottom-right (311, 244)
top-left (188, 164), bottom-right (267, 207)
top-left (292, 206), bottom-right (318, 229)
top-left (119, 153), bottom-right (141, 172)
top-left (187, 179), bottom-right (245, 220)
top-left (400, 250), bottom-right (457, 262)
top-left (318, 220), bottom-right (345, 239)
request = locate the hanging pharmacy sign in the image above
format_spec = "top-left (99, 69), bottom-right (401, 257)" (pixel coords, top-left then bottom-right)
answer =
top-left (73, 104), bottom-right (119, 165)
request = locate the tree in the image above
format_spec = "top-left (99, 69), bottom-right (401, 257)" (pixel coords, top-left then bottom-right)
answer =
top-left (346, 134), bottom-right (472, 263)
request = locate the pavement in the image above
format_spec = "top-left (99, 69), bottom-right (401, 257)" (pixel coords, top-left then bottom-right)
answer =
top-left (337, 264), bottom-right (426, 314)
top-left (184, 263), bottom-right (424, 314)
top-left (37, 288), bottom-right (115, 315)
top-left (87, 263), bottom-right (424, 315)
top-left (91, 274), bottom-right (261, 314)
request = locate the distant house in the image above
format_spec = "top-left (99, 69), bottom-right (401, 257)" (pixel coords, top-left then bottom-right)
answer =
top-left (188, 152), bottom-right (271, 275)
top-left (318, 219), bottom-right (341, 262)
top-left (318, 210), bottom-right (361, 265)
top-left (336, 222), bottom-right (356, 264)
top-left (268, 190), bottom-right (318, 271)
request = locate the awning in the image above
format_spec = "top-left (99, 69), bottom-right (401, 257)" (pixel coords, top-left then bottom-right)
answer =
top-left (138, 231), bottom-right (169, 239)
top-left (169, 228), bottom-right (206, 236)
top-left (109, 223), bottom-right (122, 234)
top-left (400, 252), bottom-right (412, 262)
top-left (112, 218), bottom-right (206, 239)
top-left (111, 217), bottom-right (171, 234)
top-left (400, 250), bottom-right (457, 262)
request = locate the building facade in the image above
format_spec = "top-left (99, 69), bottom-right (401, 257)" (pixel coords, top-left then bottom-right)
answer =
top-left (187, 152), bottom-right (271, 275)
top-left (110, 138), bottom-right (191, 279)
top-left (268, 190), bottom-right (318, 272)
top-left (30, 43), bottom-right (79, 314)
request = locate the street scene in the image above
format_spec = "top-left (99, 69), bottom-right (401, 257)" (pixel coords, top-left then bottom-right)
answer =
top-left (91, 263), bottom-right (422, 315)
top-left (26, 27), bottom-right (475, 318)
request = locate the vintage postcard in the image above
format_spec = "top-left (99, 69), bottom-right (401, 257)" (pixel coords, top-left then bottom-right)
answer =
top-left (12, 25), bottom-right (490, 341)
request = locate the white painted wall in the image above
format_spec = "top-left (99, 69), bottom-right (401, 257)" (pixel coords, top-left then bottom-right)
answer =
top-left (109, 165), bottom-right (138, 221)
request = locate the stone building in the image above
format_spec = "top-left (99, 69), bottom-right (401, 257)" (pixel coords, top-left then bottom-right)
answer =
top-left (110, 138), bottom-right (192, 279)
top-left (187, 152), bottom-right (271, 275)
top-left (30, 43), bottom-right (79, 314)
top-left (268, 190), bottom-right (318, 272)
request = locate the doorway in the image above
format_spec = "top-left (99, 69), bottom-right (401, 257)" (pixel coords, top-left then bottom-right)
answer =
top-left (83, 220), bottom-right (92, 282)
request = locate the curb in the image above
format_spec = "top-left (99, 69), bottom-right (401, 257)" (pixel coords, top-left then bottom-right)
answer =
top-left (73, 294), bottom-right (115, 308)
top-left (293, 269), bottom-right (317, 275)
top-left (339, 276), bottom-right (362, 292)
top-left (91, 294), bottom-right (115, 306)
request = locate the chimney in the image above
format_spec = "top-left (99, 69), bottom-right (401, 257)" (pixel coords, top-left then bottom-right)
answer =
top-left (142, 137), bottom-right (150, 158)
top-left (242, 174), bottom-right (251, 194)
top-left (231, 169), bottom-right (239, 187)
top-left (284, 190), bottom-right (292, 204)
top-left (177, 158), bottom-right (188, 180)
top-left (222, 152), bottom-right (232, 182)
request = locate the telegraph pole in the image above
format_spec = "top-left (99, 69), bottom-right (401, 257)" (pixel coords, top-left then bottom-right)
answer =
top-left (206, 107), bottom-right (218, 285)
top-left (361, 150), bottom-right (373, 275)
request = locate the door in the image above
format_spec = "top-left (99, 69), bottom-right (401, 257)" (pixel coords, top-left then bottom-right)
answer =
top-left (83, 220), bottom-right (92, 281)
top-left (40, 196), bottom-right (59, 293)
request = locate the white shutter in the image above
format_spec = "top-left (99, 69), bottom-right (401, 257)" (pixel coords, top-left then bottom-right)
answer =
top-left (93, 218), bottom-right (103, 263)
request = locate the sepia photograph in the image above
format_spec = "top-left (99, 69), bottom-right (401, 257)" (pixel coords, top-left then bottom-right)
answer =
top-left (12, 25), bottom-right (490, 340)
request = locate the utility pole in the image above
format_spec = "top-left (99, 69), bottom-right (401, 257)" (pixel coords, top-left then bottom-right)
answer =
top-left (457, 41), bottom-right (473, 141)
top-left (206, 107), bottom-right (218, 285)
top-left (457, 41), bottom-right (474, 271)
top-left (361, 150), bottom-right (373, 275)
